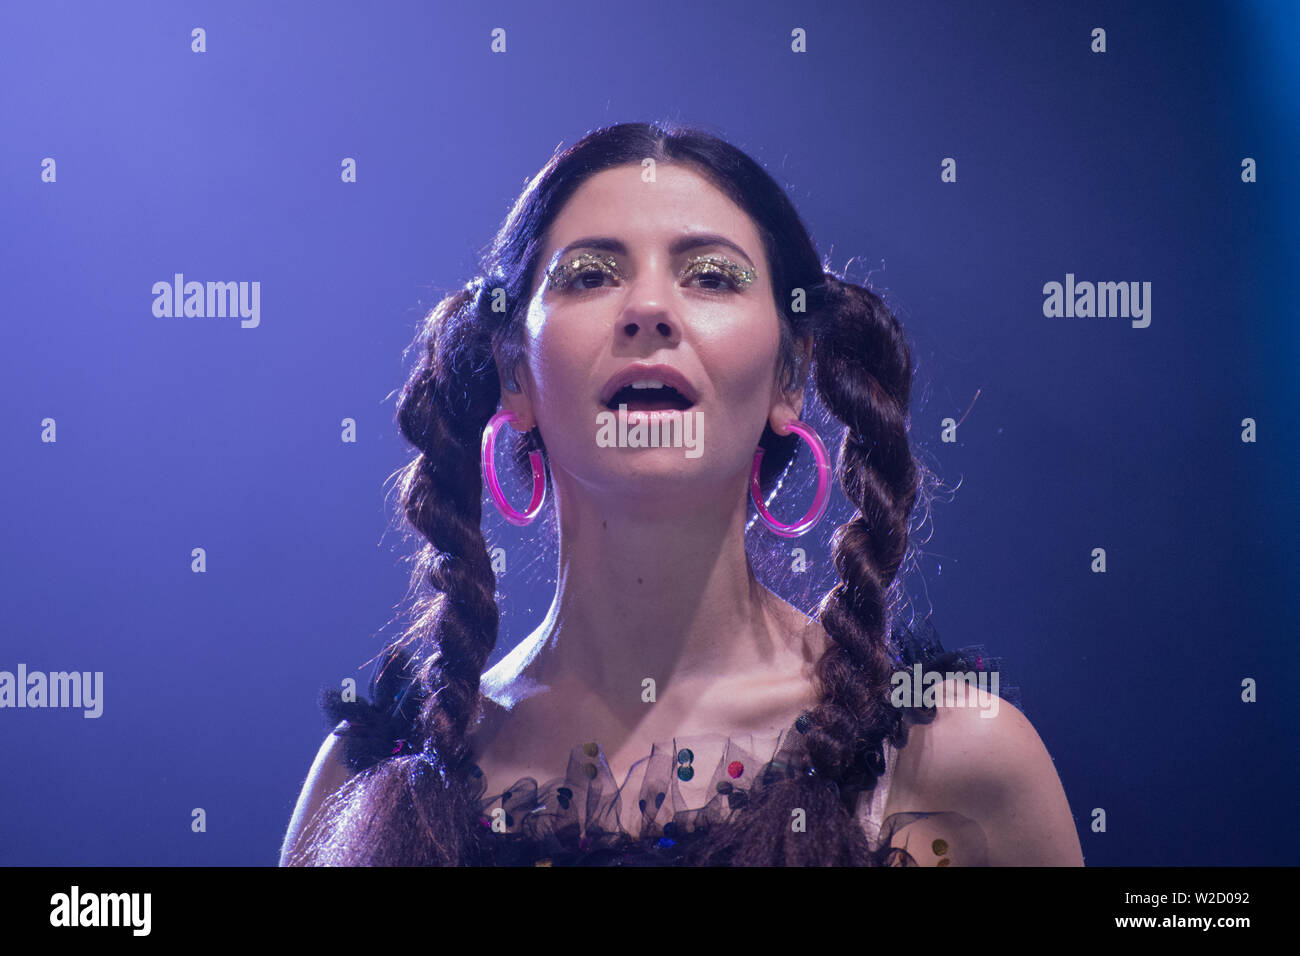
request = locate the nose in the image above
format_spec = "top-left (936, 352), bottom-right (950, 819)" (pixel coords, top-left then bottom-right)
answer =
top-left (617, 269), bottom-right (680, 342)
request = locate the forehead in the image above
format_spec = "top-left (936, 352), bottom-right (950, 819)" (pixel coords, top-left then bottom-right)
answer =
top-left (539, 163), bottom-right (762, 261)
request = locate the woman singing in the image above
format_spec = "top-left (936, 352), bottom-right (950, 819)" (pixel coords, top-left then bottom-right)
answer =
top-left (280, 121), bottom-right (1083, 866)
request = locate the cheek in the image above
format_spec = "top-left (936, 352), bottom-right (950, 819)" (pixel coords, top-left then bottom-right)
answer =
top-left (527, 319), bottom-right (596, 404)
top-left (700, 309), bottom-right (783, 400)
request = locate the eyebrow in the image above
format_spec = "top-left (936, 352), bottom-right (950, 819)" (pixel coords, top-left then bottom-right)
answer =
top-left (550, 233), bottom-right (757, 269)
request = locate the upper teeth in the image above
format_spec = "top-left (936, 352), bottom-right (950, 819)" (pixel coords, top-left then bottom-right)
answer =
top-left (630, 379), bottom-right (669, 389)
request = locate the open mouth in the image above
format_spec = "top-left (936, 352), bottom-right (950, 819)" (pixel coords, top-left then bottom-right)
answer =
top-left (604, 384), bottom-right (695, 412)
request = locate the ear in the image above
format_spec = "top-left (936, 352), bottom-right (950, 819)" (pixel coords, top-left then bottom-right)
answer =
top-left (768, 335), bottom-right (813, 436)
top-left (493, 348), bottom-right (536, 432)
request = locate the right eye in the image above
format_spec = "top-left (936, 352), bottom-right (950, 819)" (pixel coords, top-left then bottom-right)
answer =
top-left (567, 267), bottom-right (617, 290)
top-left (547, 253), bottom-right (623, 293)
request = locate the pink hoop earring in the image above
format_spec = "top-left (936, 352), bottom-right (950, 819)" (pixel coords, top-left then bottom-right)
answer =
top-left (750, 419), bottom-right (832, 537)
top-left (481, 409), bottom-right (546, 526)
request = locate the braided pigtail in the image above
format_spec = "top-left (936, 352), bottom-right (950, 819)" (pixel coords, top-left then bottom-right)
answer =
top-left (801, 273), bottom-right (926, 801)
top-left (288, 280), bottom-right (512, 865)
top-left (395, 281), bottom-right (505, 776)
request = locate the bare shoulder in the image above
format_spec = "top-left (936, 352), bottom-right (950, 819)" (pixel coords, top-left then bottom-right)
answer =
top-left (886, 679), bottom-right (1084, 866)
top-left (278, 722), bottom-right (355, 866)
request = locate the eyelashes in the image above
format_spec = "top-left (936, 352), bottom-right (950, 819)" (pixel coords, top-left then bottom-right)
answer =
top-left (545, 253), bottom-right (757, 294)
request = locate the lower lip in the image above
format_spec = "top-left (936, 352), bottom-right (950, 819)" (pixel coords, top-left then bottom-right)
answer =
top-left (603, 405), bottom-right (696, 424)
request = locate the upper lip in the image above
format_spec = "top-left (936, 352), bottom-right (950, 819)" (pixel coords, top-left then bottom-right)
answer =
top-left (599, 363), bottom-right (699, 407)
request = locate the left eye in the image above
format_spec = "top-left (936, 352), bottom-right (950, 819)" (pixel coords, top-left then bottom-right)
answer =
top-left (688, 268), bottom-right (736, 291)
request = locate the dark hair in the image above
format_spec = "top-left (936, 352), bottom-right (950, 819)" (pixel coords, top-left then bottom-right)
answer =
top-left (289, 121), bottom-right (962, 866)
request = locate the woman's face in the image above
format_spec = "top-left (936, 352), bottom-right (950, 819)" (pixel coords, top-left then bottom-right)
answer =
top-left (501, 163), bottom-right (806, 503)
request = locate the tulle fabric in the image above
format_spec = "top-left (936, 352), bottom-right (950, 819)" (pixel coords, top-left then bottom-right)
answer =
top-left (463, 720), bottom-right (815, 866)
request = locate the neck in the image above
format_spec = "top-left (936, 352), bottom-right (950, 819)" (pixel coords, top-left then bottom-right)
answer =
top-left (489, 462), bottom-right (812, 726)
